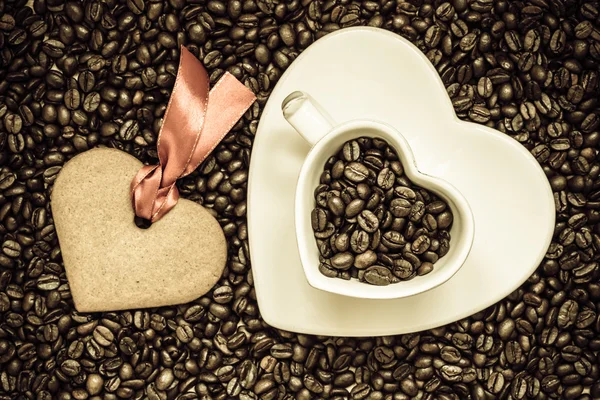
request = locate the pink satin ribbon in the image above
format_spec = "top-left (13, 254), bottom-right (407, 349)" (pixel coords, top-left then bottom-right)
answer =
top-left (131, 46), bottom-right (256, 222)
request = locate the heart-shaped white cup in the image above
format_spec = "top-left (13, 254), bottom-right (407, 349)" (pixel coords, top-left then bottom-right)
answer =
top-left (282, 91), bottom-right (475, 299)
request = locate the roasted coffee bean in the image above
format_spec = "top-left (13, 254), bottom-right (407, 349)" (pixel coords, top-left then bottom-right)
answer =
top-left (343, 140), bottom-right (361, 161)
top-left (440, 365), bottom-right (463, 382)
top-left (36, 274), bottom-right (60, 291)
top-left (345, 199), bottom-right (365, 218)
top-left (331, 252), bottom-right (354, 270)
top-left (93, 325), bottom-right (114, 347)
top-left (64, 89), bottom-right (81, 110)
top-left (411, 235), bottom-right (431, 254)
top-left (363, 265), bottom-right (394, 286)
top-left (395, 186), bottom-right (417, 201)
top-left (354, 250), bottom-right (377, 269)
top-left (344, 162), bottom-right (370, 182)
top-left (327, 196), bottom-right (345, 217)
top-left (377, 168), bottom-right (395, 189)
top-left (61, 359), bottom-right (81, 377)
top-left (42, 39), bottom-right (66, 58)
top-left (350, 230), bottom-right (370, 254)
top-left (381, 231), bottom-right (406, 250)
top-left (390, 198), bottom-right (412, 217)
top-left (0, 14), bottom-right (16, 31)
top-left (392, 259), bottom-right (414, 279)
top-left (86, 374), bottom-right (104, 395)
top-left (437, 211), bottom-right (453, 229)
top-left (542, 375), bottom-right (560, 393)
top-left (83, 92), bottom-right (101, 112)
top-left (120, 120), bottom-right (140, 141)
top-left (334, 233), bottom-right (350, 252)
top-left (487, 371), bottom-right (505, 394)
top-left (557, 300), bottom-right (578, 328)
top-left (2, 240), bottom-right (21, 258)
top-left (417, 262), bottom-right (434, 276)
top-left (357, 210), bottom-right (379, 233)
top-left (311, 208), bottom-right (328, 231)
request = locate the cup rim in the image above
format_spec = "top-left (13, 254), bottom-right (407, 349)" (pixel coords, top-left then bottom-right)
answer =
top-left (295, 118), bottom-right (475, 299)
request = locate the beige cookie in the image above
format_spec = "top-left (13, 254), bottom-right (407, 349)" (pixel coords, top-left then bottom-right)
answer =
top-left (51, 147), bottom-right (227, 312)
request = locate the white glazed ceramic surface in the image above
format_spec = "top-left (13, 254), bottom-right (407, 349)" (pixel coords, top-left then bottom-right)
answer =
top-left (247, 27), bottom-right (555, 336)
top-left (294, 119), bottom-right (475, 299)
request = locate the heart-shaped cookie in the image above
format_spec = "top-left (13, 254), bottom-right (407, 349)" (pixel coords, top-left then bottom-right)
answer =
top-left (51, 147), bottom-right (227, 312)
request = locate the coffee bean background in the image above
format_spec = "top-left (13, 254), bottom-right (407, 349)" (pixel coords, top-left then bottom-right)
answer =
top-left (0, 0), bottom-right (599, 399)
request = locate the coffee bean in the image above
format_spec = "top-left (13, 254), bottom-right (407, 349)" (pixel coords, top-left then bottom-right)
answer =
top-left (381, 231), bottom-right (405, 250)
top-left (42, 39), bottom-right (66, 58)
top-left (327, 196), bottom-right (345, 217)
top-left (61, 359), bottom-right (81, 377)
top-left (391, 259), bottom-right (413, 279)
top-left (64, 89), bottom-right (81, 110)
top-left (344, 162), bottom-right (370, 183)
top-left (390, 198), bottom-right (412, 217)
top-left (311, 208), bottom-right (328, 231)
top-left (343, 140), bottom-right (361, 161)
top-left (487, 371), bottom-right (505, 394)
top-left (345, 199), bottom-right (365, 218)
top-left (2, 240), bottom-right (21, 258)
top-left (156, 368), bottom-right (174, 390)
top-left (36, 274), bottom-right (60, 291)
top-left (120, 120), bottom-right (140, 141)
top-left (437, 211), bottom-right (453, 229)
top-left (93, 325), bottom-right (114, 347)
top-left (83, 92), bottom-right (101, 112)
top-left (417, 262), bottom-right (434, 276)
top-left (357, 210), bottom-right (379, 233)
top-left (332, 233), bottom-right (349, 252)
top-left (440, 365), bottom-right (463, 382)
top-left (331, 253), bottom-right (354, 270)
top-left (213, 286), bottom-right (233, 304)
top-left (86, 374), bottom-right (104, 396)
top-left (474, 78), bottom-right (492, 101)
top-left (0, 14), bottom-right (16, 31)
top-left (354, 250), bottom-right (377, 269)
top-left (303, 374), bottom-right (323, 394)
top-left (394, 186), bottom-right (416, 202)
top-left (377, 168), bottom-right (395, 189)
top-left (350, 230), bottom-right (370, 253)
top-left (557, 300), bottom-right (578, 328)
top-left (469, 105), bottom-right (491, 123)
top-left (364, 265), bottom-right (394, 286)
top-left (411, 235), bottom-right (431, 254)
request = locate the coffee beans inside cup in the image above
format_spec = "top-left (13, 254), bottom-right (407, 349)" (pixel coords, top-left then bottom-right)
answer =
top-left (311, 137), bottom-right (453, 285)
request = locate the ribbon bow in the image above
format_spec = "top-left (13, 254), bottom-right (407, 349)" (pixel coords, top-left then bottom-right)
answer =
top-left (131, 46), bottom-right (256, 222)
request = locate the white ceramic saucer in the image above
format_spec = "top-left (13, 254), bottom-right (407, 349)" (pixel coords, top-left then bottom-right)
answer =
top-left (247, 27), bottom-right (555, 336)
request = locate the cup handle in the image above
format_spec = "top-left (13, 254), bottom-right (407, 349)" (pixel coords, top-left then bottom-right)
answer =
top-left (282, 91), bottom-right (336, 146)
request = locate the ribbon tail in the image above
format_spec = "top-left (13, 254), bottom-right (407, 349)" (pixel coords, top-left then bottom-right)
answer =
top-left (185, 72), bottom-right (257, 174)
top-left (130, 46), bottom-right (256, 223)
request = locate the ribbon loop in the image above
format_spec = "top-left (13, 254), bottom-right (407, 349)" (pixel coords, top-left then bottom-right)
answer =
top-left (131, 46), bottom-right (256, 222)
